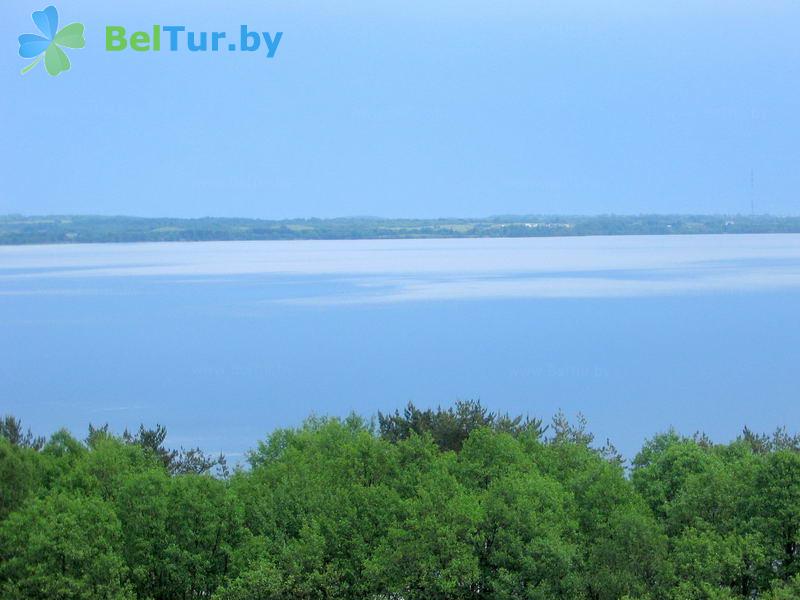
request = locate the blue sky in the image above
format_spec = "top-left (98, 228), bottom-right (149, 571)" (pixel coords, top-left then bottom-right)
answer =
top-left (2, 0), bottom-right (799, 218)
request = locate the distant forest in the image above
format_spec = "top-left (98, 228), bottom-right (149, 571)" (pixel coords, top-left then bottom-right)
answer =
top-left (2, 401), bottom-right (800, 599)
top-left (2, 214), bottom-right (800, 245)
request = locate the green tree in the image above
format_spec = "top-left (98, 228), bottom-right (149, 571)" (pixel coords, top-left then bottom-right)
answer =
top-left (753, 451), bottom-right (800, 582)
top-left (0, 415), bottom-right (45, 450)
top-left (0, 437), bottom-right (43, 519)
top-left (0, 491), bottom-right (133, 600)
top-left (367, 453), bottom-right (481, 599)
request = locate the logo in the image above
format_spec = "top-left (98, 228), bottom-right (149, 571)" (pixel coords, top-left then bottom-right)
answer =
top-left (18, 6), bottom-right (85, 76)
top-left (16, 7), bottom-right (282, 77)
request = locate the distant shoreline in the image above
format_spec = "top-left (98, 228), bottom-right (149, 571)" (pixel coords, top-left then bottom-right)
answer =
top-left (2, 214), bottom-right (800, 246)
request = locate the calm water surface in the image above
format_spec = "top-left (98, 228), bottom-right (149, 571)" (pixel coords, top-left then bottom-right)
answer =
top-left (1, 234), bottom-right (799, 461)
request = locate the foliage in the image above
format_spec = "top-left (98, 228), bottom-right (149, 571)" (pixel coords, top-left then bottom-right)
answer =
top-left (3, 214), bottom-right (800, 245)
top-left (1, 407), bottom-right (799, 599)
top-left (1, 415), bottom-right (45, 450)
top-left (378, 400), bottom-right (545, 452)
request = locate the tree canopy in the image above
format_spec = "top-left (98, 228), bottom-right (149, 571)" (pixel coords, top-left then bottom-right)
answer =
top-left (1, 401), bottom-right (798, 600)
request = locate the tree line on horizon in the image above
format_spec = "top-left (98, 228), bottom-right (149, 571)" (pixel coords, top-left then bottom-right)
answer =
top-left (2, 214), bottom-right (800, 245)
top-left (1, 400), bottom-right (800, 600)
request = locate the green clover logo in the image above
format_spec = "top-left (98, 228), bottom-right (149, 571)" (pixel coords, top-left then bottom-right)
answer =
top-left (18, 6), bottom-right (85, 76)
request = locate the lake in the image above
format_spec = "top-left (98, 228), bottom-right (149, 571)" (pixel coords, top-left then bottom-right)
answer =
top-left (2, 233), bottom-right (799, 462)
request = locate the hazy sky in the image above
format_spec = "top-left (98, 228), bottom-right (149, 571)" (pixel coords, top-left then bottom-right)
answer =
top-left (2, 0), bottom-right (799, 218)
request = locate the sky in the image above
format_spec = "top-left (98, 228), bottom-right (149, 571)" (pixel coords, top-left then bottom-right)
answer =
top-left (1, 0), bottom-right (799, 218)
